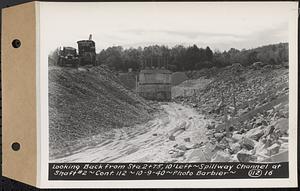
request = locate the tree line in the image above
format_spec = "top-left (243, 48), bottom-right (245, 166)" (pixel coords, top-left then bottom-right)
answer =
top-left (49, 42), bottom-right (288, 72)
top-left (96, 43), bottom-right (288, 72)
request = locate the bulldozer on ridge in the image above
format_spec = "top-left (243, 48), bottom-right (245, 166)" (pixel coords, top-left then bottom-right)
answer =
top-left (57, 34), bottom-right (97, 68)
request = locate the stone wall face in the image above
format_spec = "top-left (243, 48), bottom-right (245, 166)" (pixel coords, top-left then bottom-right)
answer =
top-left (138, 84), bottom-right (172, 101)
top-left (138, 69), bottom-right (172, 101)
top-left (139, 73), bottom-right (172, 84)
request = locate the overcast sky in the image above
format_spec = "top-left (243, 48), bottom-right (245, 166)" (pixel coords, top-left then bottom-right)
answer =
top-left (40, 2), bottom-right (294, 53)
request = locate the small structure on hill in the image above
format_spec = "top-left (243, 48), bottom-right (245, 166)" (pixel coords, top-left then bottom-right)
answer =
top-left (137, 69), bottom-right (172, 101)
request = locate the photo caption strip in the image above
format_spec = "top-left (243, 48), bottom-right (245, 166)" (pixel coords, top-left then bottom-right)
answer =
top-left (49, 162), bottom-right (288, 180)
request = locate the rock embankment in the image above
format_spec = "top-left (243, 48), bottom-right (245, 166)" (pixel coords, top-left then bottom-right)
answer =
top-left (174, 65), bottom-right (289, 162)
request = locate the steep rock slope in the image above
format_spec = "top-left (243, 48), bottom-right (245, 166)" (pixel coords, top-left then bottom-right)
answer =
top-left (175, 66), bottom-right (289, 162)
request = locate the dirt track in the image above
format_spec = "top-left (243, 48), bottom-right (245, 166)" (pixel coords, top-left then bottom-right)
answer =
top-left (52, 103), bottom-right (210, 163)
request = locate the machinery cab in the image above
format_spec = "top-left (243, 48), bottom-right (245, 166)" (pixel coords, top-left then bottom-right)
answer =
top-left (58, 47), bottom-right (79, 68)
top-left (61, 47), bottom-right (77, 57)
top-left (77, 35), bottom-right (97, 66)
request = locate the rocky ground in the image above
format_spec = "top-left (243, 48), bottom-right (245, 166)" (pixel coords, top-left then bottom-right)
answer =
top-left (50, 64), bottom-right (289, 163)
top-left (51, 103), bottom-right (211, 163)
top-left (49, 65), bottom-right (155, 159)
top-left (174, 65), bottom-right (289, 162)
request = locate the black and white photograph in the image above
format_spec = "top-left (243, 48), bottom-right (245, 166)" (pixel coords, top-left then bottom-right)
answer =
top-left (47, 2), bottom-right (291, 165)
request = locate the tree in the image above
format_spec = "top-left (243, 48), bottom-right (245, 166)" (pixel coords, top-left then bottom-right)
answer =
top-left (184, 45), bottom-right (200, 70)
top-left (100, 46), bottom-right (124, 71)
top-left (170, 45), bottom-right (186, 71)
top-left (48, 47), bottom-right (60, 66)
top-left (205, 46), bottom-right (213, 61)
top-left (92, 42), bottom-right (288, 72)
top-left (247, 51), bottom-right (258, 65)
top-left (123, 48), bottom-right (142, 71)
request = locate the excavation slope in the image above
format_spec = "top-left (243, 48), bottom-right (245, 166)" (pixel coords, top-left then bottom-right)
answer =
top-left (49, 66), bottom-right (153, 158)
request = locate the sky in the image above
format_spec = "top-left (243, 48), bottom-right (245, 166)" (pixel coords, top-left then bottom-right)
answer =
top-left (40, 2), bottom-right (295, 53)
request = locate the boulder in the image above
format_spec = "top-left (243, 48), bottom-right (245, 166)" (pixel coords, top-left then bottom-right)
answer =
top-left (229, 154), bottom-right (239, 162)
top-left (237, 150), bottom-right (257, 162)
top-left (177, 145), bottom-right (188, 151)
top-left (232, 133), bottom-right (244, 142)
top-left (214, 132), bottom-right (225, 141)
top-left (264, 125), bottom-right (275, 136)
top-left (240, 137), bottom-right (257, 150)
top-left (264, 136), bottom-right (276, 148)
top-left (203, 143), bottom-right (217, 159)
top-left (230, 142), bottom-right (241, 154)
top-left (206, 130), bottom-right (214, 136)
top-left (239, 128), bottom-right (247, 134)
top-left (169, 135), bottom-right (175, 141)
top-left (254, 139), bottom-right (268, 155)
top-left (171, 151), bottom-right (185, 158)
top-left (206, 123), bottom-right (215, 129)
top-left (266, 143), bottom-right (280, 156)
top-left (216, 124), bottom-right (225, 131)
top-left (211, 151), bottom-right (231, 162)
top-left (184, 137), bottom-right (191, 142)
top-left (192, 142), bottom-right (204, 149)
top-left (254, 119), bottom-right (268, 127)
top-left (222, 137), bottom-right (234, 143)
top-left (209, 137), bottom-right (217, 144)
top-left (214, 142), bottom-right (228, 151)
top-left (245, 127), bottom-right (264, 141)
top-left (188, 148), bottom-right (207, 162)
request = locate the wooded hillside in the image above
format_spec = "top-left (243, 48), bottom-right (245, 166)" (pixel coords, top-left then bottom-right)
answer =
top-left (95, 43), bottom-right (288, 72)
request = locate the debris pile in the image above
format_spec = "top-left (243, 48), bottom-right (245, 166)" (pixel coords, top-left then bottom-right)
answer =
top-left (205, 116), bottom-right (289, 162)
top-left (174, 65), bottom-right (289, 162)
top-left (172, 77), bottom-right (213, 98)
top-left (185, 66), bottom-right (219, 79)
top-left (49, 65), bottom-right (155, 158)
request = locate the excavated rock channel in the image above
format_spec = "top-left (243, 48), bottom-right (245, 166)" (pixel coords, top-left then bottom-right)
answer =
top-left (51, 102), bottom-right (212, 162)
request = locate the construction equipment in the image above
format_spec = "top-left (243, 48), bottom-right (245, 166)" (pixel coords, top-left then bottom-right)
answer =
top-left (57, 47), bottom-right (79, 68)
top-left (77, 34), bottom-right (97, 66)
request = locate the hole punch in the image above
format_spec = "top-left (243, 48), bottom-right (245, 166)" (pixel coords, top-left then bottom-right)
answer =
top-left (12, 39), bottom-right (21, 48)
top-left (11, 142), bottom-right (20, 151)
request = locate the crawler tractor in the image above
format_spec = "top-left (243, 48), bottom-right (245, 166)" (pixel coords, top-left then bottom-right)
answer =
top-left (57, 47), bottom-right (79, 68)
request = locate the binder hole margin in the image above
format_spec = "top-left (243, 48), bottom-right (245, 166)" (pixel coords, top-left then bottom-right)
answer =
top-left (12, 39), bottom-right (21, 48)
top-left (11, 142), bottom-right (20, 151)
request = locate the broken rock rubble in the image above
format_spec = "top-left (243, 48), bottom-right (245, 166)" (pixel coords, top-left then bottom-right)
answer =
top-left (205, 116), bottom-right (289, 162)
top-left (172, 67), bottom-right (289, 162)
